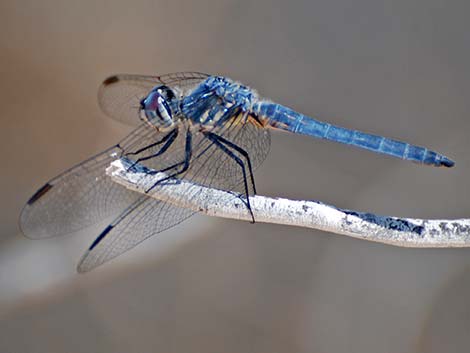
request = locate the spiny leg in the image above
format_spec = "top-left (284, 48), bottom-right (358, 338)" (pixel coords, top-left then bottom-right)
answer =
top-left (145, 128), bottom-right (193, 194)
top-left (204, 131), bottom-right (257, 195)
top-left (125, 129), bottom-right (178, 171)
top-left (203, 131), bottom-right (255, 223)
top-left (127, 129), bottom-right (178, 170)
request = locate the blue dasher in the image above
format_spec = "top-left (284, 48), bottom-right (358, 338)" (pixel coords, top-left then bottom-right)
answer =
top-left (20, 72), bottom-right (454, 272)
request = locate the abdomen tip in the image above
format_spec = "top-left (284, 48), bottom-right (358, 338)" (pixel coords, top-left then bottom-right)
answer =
top-left (440, 156), bottom-right (455, 168)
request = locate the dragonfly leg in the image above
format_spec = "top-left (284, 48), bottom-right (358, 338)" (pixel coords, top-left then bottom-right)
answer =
top-left (145, 128), bottom-right (193, 194)
top-left (204, 131), bottom-right (257, 195)
top-left (203, 131), bottom-right (256, 223)
top-left (125, 129), bottom-right (178, 171)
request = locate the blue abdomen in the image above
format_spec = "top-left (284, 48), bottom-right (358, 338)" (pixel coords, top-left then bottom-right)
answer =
top-left (254, 102), bottom-right (454, 167)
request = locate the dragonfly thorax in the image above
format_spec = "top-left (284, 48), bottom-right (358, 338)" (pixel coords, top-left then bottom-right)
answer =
top-left (181, 76), bottom-right (258, 128)
top-left (140, 85), bottom-right (180, 131)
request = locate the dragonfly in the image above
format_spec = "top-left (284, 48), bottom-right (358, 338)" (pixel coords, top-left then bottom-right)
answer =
top-left (20, 72), bottom-right (454, 272)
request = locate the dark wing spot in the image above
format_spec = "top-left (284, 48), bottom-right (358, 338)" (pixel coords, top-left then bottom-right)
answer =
top-left (89, 224), bottom-right (114, 250)
top-left (102, 76), bottom-right (120, 86)
top-left (27, 183), bottom-right (53, 205)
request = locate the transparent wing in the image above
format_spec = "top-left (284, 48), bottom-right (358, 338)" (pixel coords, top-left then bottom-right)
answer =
top-left (78, 113), bottom-right (271, 271)
top-left (19, 145), bottom-right (135, 239)
top-left (19, 123), bottom-right (182, 239)
top-left (98, 72), bottom-right (210, 126)
top-left (77, 198), bottom-right (195, 272)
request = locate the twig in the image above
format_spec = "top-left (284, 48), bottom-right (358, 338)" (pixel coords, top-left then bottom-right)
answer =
top-left (107, 158), bottom-right (470, 247)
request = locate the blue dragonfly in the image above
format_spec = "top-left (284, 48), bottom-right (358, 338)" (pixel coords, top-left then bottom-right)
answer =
top-left (20, 72), bottom-right (454, 272)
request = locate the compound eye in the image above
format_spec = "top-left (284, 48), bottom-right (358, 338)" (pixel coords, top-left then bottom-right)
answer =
top-left (140, 85), bottom-right (177, 130)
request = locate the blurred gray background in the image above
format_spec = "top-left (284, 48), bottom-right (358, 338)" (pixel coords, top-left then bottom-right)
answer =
top-left (1, 0), bottom-right (470, 352)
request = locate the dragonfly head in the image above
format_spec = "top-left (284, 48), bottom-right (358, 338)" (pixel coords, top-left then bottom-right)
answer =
top-left (139, 85), bottom-right (179, 131)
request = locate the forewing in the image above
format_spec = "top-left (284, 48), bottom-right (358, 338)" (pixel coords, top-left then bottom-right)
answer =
top-left (98, 72), bottom-right (210, 126)
top-left (19, 122), bottom-right (189, 239)
top-left (19, 145), bottom-right (137, 239)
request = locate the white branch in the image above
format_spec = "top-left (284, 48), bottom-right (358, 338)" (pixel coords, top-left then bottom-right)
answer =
top-left (107, 158), bottom-right (470, 247)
